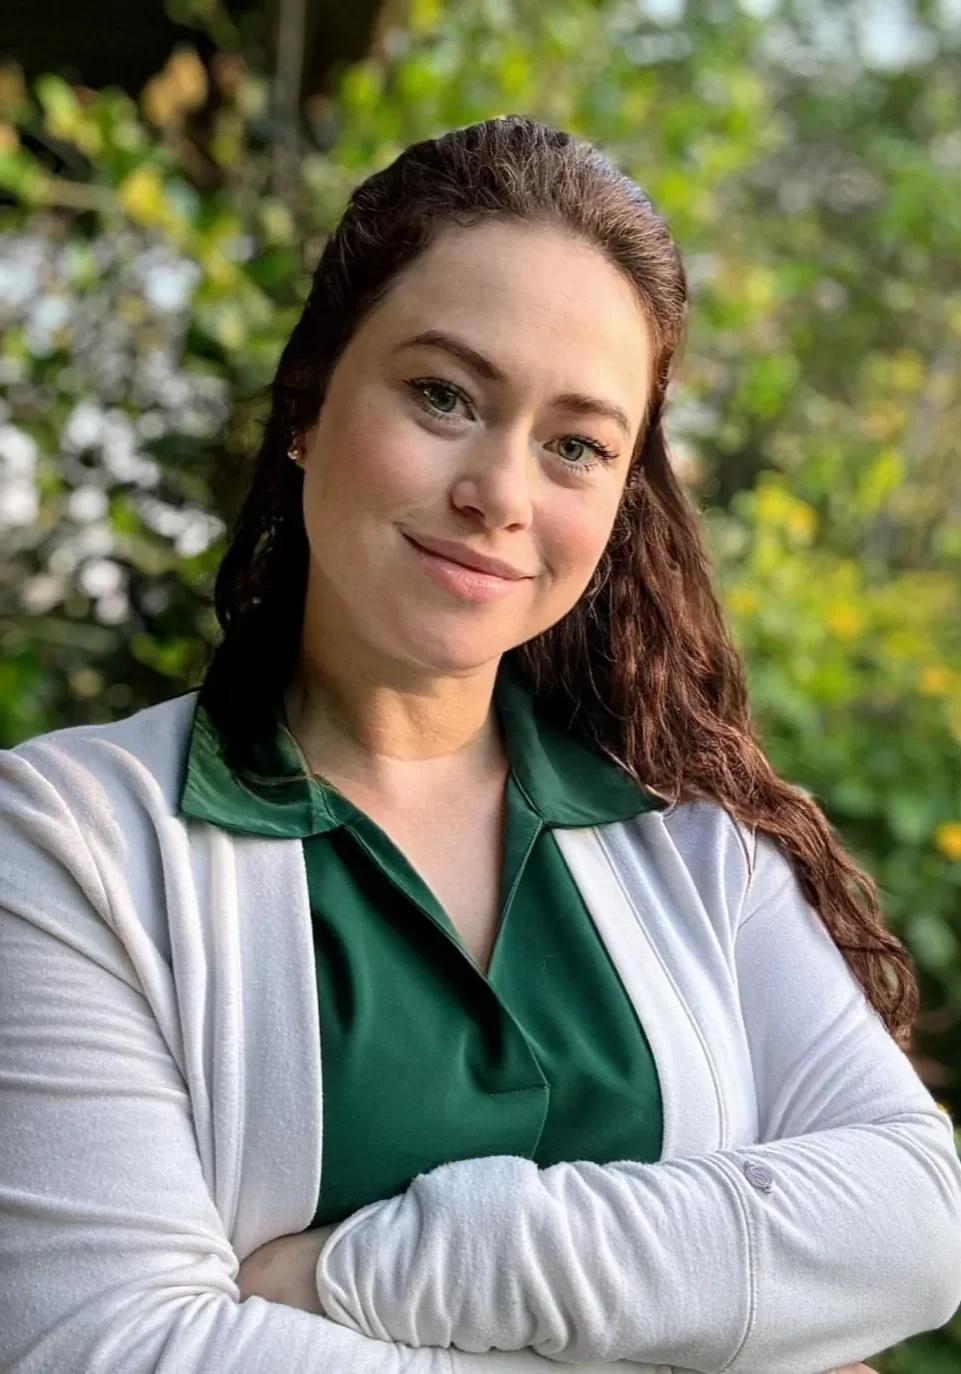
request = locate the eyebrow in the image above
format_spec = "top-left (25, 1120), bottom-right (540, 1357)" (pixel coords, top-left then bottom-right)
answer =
top-left (391, 328), bottom-right (634, 440)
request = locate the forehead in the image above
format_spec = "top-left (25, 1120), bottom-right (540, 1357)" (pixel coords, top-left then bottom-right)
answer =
top-left (365, 220), bottom-right (653, 429)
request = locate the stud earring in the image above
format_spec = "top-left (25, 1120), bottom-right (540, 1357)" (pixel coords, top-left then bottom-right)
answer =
top-left (288, 443), bottom-right (301, 465)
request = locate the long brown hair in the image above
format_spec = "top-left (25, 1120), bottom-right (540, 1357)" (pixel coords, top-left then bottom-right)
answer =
top-left (202, 114), bottom-right (918, 1049)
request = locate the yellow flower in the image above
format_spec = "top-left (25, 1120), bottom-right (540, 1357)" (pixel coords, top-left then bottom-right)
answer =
top-left (918, 664), bottom-right (955, 697)
top-left (754, 482), bottom-right (792, 525)
top-left (198, 248), bottom-right (237, 288)
top-left (785, 500), bottom-right (817, 543)
top-left (890, 350), bottom-right (925, 393)
top-left (410, 0), bottom-right (442, 32)
top-left (827, 603), bottom-right (862, 640)
top-left (117, 165), bottom-right (180, 233)
top-left (934, 822), bottom-right (961, 862)
top-left (744, 265), bottom-right (778, 313)
top-left (727, 586), bottom-right (759, 617)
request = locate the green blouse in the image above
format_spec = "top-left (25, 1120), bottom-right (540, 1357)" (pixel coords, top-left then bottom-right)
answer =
top-left (179, 660), bottom-right (667, 1226)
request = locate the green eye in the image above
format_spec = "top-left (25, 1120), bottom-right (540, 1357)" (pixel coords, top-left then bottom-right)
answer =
top-left (406, 378), bottom-right (470, 418)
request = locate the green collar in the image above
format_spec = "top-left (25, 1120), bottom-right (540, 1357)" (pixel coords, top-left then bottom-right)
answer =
top-left (178, 660), bottom-right (667, 837)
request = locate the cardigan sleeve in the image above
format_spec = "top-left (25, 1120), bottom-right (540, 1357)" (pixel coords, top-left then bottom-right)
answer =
top-left (314, 830), bottom-right (961, 1374)
top-left (0, 748), bottom-right (661, 1374)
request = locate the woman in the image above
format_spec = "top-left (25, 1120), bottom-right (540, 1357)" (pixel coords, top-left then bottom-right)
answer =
top-left (0, 115), bottom-right (957, 1374)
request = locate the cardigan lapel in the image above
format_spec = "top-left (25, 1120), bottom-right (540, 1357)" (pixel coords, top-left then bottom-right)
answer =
top-left (215, 826), bottom-right (323, 1257)
top-left (552, 820), bottom-right (727, 1161)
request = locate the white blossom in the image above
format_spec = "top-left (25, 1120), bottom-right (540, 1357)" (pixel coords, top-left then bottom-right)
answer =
top-left (63, 400), bottom-right (106, 453)
top-left (0, 480), bottom-right (39, 527)
top-left (135, 248), bottom-right (202, 313)
top-left (175, 509), bottom-right (225, 557)
top-left (20, 573), bottom-right (66, 614)
top-left (48, 523), bottom-right (114, 575)
top-left (67, 486), bottom-right (110, 523)
top-left (94, 591), bottom-right (130, 624)
top-left (28, 294), bottom-right (72, 334)
top-left (0, 424), bottom-right (38, 475)
top-left (138, 496), bottom-right (189, 538)
top-left (137, 410), bottom-right (167, 440)
top-left (77, 557), bottom-right (125, 599)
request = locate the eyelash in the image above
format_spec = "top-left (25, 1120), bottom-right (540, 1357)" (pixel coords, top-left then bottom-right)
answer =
top-left (404, 377), bottom-right (619, 472)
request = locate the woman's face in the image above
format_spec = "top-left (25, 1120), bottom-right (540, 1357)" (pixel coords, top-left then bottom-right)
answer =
top-left (298, 218), bottom-right (654, 679)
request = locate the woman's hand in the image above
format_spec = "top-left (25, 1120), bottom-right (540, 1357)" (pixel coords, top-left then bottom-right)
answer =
top-left (237, 1222), bottom-right (338, 1313)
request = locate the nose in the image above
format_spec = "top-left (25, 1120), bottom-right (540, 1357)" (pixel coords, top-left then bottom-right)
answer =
top-left (449, 429), bottom-right (535, 532)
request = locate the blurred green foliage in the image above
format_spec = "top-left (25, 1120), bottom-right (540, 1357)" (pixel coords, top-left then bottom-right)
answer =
top-left (2, 2), bottom-right (961, 1366)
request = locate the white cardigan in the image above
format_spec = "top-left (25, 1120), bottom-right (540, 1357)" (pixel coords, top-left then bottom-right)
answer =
top-left (1, 692), bottom-right (960, 1374)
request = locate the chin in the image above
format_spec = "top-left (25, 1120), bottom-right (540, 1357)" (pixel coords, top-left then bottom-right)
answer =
top-left (388, 625), bottom-right (516, 676)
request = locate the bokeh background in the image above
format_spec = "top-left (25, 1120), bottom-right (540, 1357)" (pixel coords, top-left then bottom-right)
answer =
top-left (2, 1), bottom-right (961, 1367)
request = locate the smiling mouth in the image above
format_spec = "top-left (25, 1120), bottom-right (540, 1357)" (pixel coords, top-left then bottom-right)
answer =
top-left (402, 533), bottom-right (533, 602)
top-left (404, 534), bottom-right (532, 581)
top-left (406, 537), bottom-right (509, 581)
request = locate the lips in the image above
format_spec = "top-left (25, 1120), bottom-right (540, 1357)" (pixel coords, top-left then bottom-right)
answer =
top-left (405, 533), bottom-right (532, 581)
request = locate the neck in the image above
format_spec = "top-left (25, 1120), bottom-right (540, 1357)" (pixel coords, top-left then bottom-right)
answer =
top-left (282, 623), bottom-right (506, 796)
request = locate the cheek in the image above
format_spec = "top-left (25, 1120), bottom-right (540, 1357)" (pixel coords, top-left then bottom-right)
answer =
top-left (313, 404), bottom-right (439, 519)
top-left (539, 494), bottom-right (619, 586)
